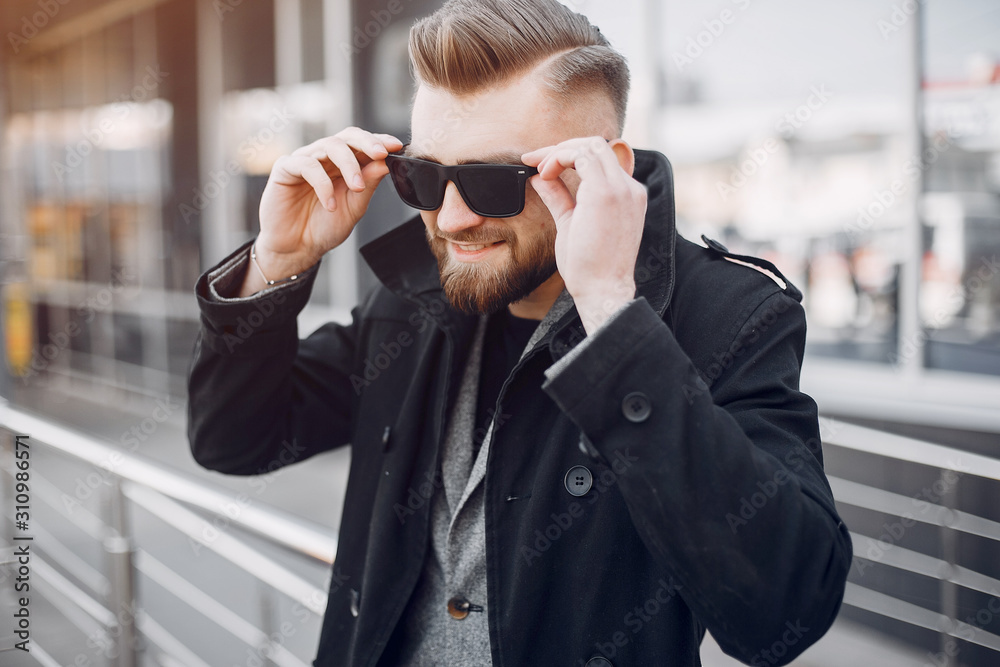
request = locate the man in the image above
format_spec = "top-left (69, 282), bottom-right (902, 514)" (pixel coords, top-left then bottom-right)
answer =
top-left (187, 0), bottom-right (852, 665)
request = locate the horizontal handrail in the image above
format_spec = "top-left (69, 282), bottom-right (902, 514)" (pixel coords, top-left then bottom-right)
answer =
top-left (829, 475), bottom-right (1000, 540)
top-left (820, 418), bottom-right (1000, 481)
top-left (844, 582), bottom-right (1000, 652)
top-left (821, 417), bottom-right (1000, 657)
top-left (0, 399), bottom-right (337, 564)
top-left (124, 482), bottom-right (326, 615)
top-left (848, 531), bottom-right (1000, 595)
top-left (134, 549), bottom-right (311, 667)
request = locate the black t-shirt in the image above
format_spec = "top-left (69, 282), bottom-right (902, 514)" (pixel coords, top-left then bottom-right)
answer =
top-left (472, 309), bottom-right (539, 458)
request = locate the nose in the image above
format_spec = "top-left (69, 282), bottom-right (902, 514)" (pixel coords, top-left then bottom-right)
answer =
top-left (435, 181), bottom-right (486, 235)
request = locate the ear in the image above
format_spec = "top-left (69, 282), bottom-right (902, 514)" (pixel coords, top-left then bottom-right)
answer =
top-left (608, 138), bottom-right (635, 177)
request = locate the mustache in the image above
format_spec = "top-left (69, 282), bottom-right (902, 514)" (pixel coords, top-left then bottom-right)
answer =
top-left (429, 227), bottom-right (515, 245)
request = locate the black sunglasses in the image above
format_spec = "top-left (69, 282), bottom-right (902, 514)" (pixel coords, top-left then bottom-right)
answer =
top-left (384, 146), bottom-right (539, 218)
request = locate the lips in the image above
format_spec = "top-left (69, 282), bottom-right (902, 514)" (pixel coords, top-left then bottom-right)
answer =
top-left (455, 242), bottom-right (499, 252)
top-left (448, 240), bottom-right (506, 261)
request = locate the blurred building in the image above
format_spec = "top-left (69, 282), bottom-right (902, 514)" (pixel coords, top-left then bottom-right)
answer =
top-left (0, 0), bottom-right (441, 401)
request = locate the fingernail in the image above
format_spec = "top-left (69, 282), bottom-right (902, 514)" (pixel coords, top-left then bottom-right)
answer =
top-left (353, 175), bottom-right (365, 189)
top-left (327, 198), bottom-right (337, 211)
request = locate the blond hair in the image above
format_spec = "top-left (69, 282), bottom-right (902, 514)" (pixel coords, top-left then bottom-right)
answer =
top-left (409, 0), bottom-right (630, 135)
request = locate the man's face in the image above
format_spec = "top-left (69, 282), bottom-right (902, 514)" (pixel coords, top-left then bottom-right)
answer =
top-left (408, 76), bottom-right (576, 314)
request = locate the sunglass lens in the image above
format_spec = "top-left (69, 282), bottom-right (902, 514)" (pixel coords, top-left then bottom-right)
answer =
top-left (455, 168), bottom-right (522, 217)
top-left (389, 159), bottom-right (443, 210)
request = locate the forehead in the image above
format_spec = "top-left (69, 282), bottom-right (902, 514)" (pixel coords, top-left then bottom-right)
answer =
top-left (409, 78), bottom-right (559, 164)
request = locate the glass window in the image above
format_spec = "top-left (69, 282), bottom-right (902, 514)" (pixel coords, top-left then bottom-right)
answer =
top-left (920, 0), bottom-right (1000, 376)
top-left (652, 0), bottom-right (914, 366)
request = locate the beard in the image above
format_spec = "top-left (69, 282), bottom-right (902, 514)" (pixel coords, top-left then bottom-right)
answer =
top-left (425, 222), bottom-right (558, 315)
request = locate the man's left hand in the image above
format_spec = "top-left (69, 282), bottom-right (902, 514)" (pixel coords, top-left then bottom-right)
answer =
top-left (522, 137), bottom-right (647, 334)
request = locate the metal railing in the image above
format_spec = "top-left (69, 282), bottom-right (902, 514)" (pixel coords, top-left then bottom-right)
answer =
top-left (0, 399), bottom-right (337, 665)
top-left (2, 400), bottom-right (999, 665)
top-left (822, 417), bottom-right (1000, 665)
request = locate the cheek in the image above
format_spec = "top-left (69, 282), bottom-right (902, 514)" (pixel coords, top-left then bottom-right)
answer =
top-left (522, 188), bottom-right (550, 225)
top-left (420, 211), bottom-right (438, 235)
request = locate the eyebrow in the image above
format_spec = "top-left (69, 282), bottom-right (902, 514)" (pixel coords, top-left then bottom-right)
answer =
top-left (404, 146), bottom-right (525, 166)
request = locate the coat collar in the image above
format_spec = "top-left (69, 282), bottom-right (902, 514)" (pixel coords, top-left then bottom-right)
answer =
top-left (359, 148), bottom-right (677, 341)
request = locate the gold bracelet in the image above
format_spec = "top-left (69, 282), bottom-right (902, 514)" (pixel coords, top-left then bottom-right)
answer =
top-left (250, 242), bottom-right (303, 286)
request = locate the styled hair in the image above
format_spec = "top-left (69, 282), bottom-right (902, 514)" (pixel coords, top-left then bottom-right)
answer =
top-left (408, 0), bottom-right (630, 135)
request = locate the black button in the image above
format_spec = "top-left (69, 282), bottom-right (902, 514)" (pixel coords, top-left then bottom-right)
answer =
top-left (349, 589), bottom-right (360, 618)
top-left (564, 465), bottom-right (593, 496)
top-left (586, 657), bottom-right (614, 667)
top-left (701, 234), bottom-right (729, 253)
top-left (622, 392), bottom-right (651, 422)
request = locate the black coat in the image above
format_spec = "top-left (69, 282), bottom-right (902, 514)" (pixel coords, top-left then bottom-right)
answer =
top-left (188, 149), bottom-right (852, 667)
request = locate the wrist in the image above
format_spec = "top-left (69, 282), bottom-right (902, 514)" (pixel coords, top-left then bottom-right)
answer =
top-left (573, 279), bottom-right (636, 334)
top-left (239, 241), bottom-right (320, 297)
top-left (253, 241), bottom-right (320, 279)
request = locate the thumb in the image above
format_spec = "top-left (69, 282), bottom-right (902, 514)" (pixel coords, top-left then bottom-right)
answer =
top-left (530, 175), bottom-right (575, 227)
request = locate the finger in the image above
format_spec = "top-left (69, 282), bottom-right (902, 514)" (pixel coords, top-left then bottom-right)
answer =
top-left (537, 142), bottom-right (613, 182)
top-left (525, 137), bottom-right (598, 165)
top-left (317, 139), bottom-right (366, 191)
top-left (589, 139), bottom-right (630, 182)
top-left (336, 127), bottom-right (401, 161)
top-left (530, 174), bottom-right (575, 227)
top-left (291, 137), bottom-right (361, 185)
top-left (374, 133), bottom-right (404, 152)
top-left (273, 154), bottom-right (337, 211)
top-left (295, 130), bottom-right (393, 168)
top-left (344, 159), bottom-right (391, 218)
top-left (520, 145), bottom-right (557, 167)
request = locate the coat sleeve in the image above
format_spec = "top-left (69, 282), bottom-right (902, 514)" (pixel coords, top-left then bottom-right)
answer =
top-left (187, 239), bottom-right (360, 475)
top-left (541, 293), bottom-right (852, 666)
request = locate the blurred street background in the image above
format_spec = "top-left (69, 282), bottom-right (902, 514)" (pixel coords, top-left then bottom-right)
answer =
top-left (0, 0), bottom-right (998, 665)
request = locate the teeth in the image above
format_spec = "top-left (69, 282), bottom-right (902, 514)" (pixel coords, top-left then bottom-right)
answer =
top-left (456, 243), bottom-right (491, 251)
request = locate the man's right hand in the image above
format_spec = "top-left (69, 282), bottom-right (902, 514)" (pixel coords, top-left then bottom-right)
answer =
top-left (239, 127), bottom-right (403, 297)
